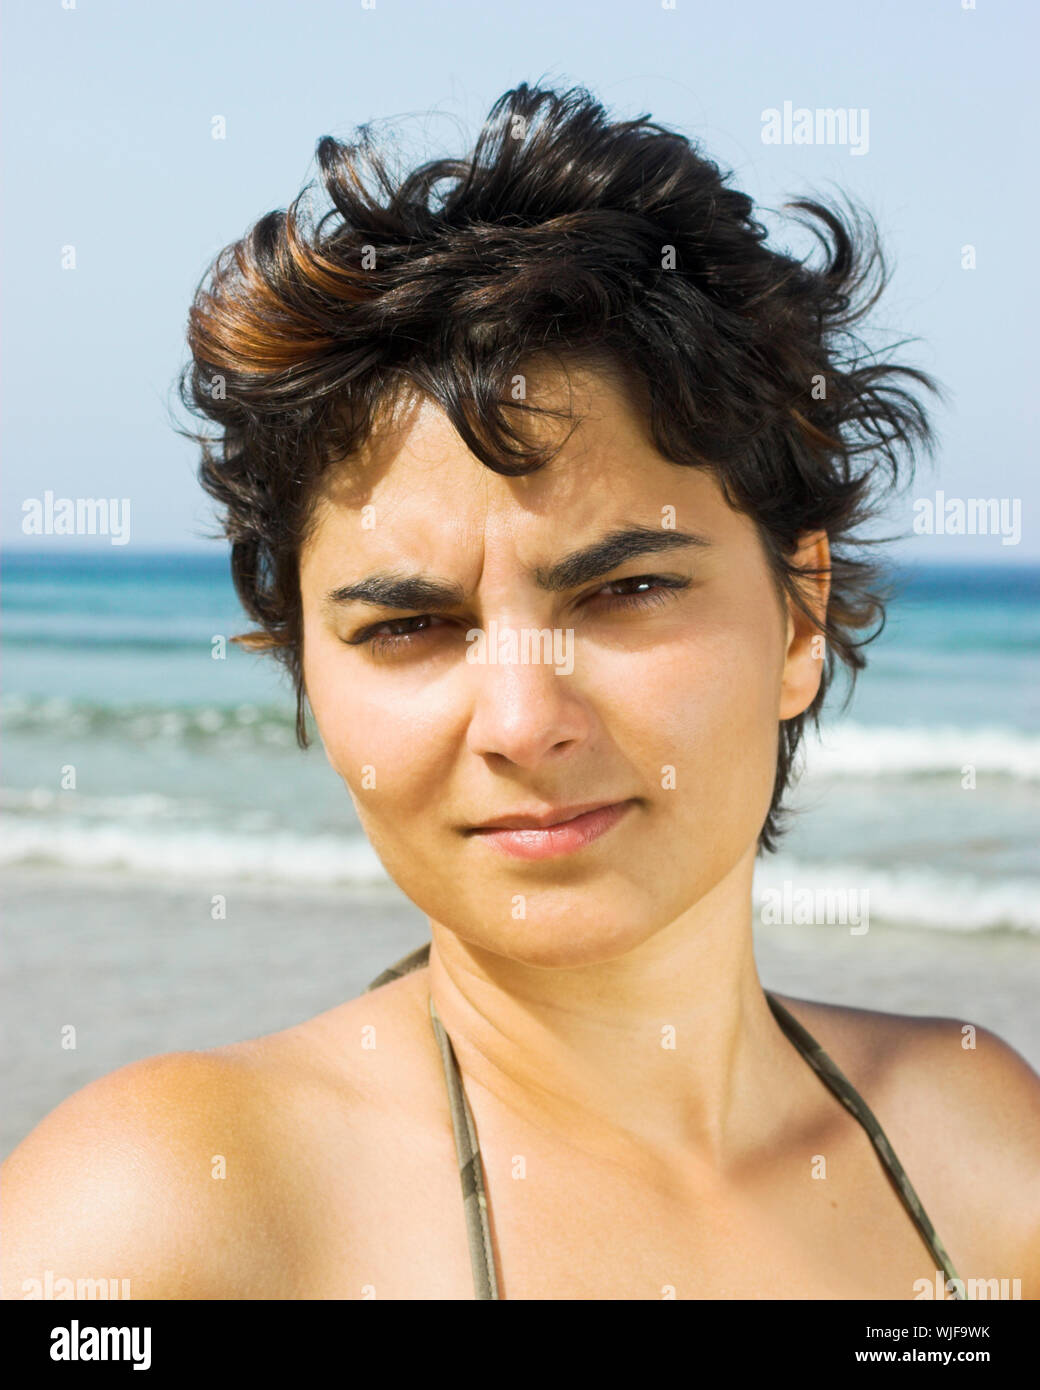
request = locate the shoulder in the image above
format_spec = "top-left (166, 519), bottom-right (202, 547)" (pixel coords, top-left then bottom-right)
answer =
top-left (0, 1033), bottom-right (361, 1300)
top-left (2, 972), bottom-right (435, 1302)
top-left (771, 993), bottom-right (1040, 1293)
top-left (770, 993), bottom-right (1040, 1134)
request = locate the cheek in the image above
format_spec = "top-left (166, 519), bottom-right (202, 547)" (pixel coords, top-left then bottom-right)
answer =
top-left (303, 630), bottom-right (380, 792)
top-left (303, 628), bottom-right (452, 819)
top-left (640, 603), bottom-right (784, 835)
top-left (302, 637), bottom-right (351, 781)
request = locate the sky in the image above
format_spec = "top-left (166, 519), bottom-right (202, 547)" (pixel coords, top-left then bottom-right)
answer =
top-left (2, 0), bottom-right (1036, 560)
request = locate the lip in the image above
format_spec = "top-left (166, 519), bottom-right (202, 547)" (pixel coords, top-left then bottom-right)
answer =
top-left (466, 800), bottom-right (635, 860)
top-left (467, 799), bottom-right (633, 832)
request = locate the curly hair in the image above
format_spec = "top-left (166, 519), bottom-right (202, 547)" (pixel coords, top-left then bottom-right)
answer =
top-left (175, 80), bottom-right (941, 854)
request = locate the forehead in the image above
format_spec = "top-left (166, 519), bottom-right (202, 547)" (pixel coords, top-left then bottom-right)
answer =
top-left (299, 364), bottom-right (742, 573)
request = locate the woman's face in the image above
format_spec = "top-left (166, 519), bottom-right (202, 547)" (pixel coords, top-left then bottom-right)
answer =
top-left (298, 364), bottom-right (824, 967)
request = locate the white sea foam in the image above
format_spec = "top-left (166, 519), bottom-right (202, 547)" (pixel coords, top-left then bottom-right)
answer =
top-left (754, 855), bottom-right (1040, 934)
top-left (1, 816), bottom-right (1036, 932)
top-left (801, 722), bottom-right (1040, 781)
top-left (0, 787), bottom-right (197, 818)
top-left (0, 818), bottom-right (387, 887)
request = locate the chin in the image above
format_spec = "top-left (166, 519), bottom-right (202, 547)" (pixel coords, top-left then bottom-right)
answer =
top-left (443, 889), bottom-right (670, 971)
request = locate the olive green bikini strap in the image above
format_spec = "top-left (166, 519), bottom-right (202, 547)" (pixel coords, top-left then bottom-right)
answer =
top-left (428, 994), bottom-right (500, 1300)
top-left (364, 942), bottom-right (500, 1299)
top-left (364, 941), bottom-right (432, 991)
top-left (765, 990), bottom-right (966, 1300)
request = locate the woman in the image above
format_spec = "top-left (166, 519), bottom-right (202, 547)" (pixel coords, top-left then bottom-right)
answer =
top-left (4, 82), bottom-right (1039, 1301)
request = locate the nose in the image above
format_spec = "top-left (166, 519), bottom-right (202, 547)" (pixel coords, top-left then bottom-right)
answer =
top-left (464, 636), bottom-right (591, 769)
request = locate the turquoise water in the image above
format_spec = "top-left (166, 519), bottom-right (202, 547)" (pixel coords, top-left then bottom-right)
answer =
top-left (3, 552), bottom-right (1038, 930)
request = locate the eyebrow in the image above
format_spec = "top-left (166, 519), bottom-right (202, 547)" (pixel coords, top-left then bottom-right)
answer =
top-left (323, 524), bottom-right (711, 613)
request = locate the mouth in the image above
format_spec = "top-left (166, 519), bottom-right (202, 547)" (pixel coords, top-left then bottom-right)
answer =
top-left (464, 799), bottom-right (636, 860)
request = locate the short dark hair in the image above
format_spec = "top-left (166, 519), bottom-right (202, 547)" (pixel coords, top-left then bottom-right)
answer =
top-left (176, 80), bottom-right (941, 853)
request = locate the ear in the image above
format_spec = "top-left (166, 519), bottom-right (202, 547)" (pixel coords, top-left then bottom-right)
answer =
top-left (778, 530), bottom-right (831, 721)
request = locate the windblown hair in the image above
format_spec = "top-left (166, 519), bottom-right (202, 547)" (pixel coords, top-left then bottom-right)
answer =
top-left (176, 81), bottom-right (940, 853)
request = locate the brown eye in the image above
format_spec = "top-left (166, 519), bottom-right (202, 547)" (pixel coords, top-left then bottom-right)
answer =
top-left (347, 613), bottom-right (448, 657)
top-left (588, 575), bottom-right (689, 610)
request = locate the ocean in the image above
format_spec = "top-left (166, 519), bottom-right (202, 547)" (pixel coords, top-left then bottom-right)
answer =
top-left (3, 552), bottom-right (1037, 933)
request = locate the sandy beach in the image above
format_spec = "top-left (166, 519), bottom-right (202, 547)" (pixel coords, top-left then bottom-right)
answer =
top-left (4, 864), bottom-right (1038, 1160)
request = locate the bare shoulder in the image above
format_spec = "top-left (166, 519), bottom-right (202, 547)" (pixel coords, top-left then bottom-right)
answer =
top-left (770, 991), bottom-right (1040, 1292)
top-left (1, 1029), bottom-right (357, 1299)
top-left (768, 991), bottom-right (1040, 1129)
top-left (1, 970), bottom-right (432, 1301)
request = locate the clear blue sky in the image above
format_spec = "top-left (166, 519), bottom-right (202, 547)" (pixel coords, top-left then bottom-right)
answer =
top-left (3, 0), bottom-right (1036, 559)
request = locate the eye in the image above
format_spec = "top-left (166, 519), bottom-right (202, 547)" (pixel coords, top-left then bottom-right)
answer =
top-left (347, 574), bottom-right (689, 658)
top-left (589, 574), bottom-right (689, 612)
top-left (350, 613), bottom-right (448, 659)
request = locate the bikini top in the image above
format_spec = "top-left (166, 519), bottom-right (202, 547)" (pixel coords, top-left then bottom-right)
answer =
top-left (365, 942), bottom-right (966, 1301)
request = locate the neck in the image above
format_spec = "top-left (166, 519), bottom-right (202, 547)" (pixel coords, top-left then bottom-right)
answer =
top-left (426, 847), bottom-right (801, 1177)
